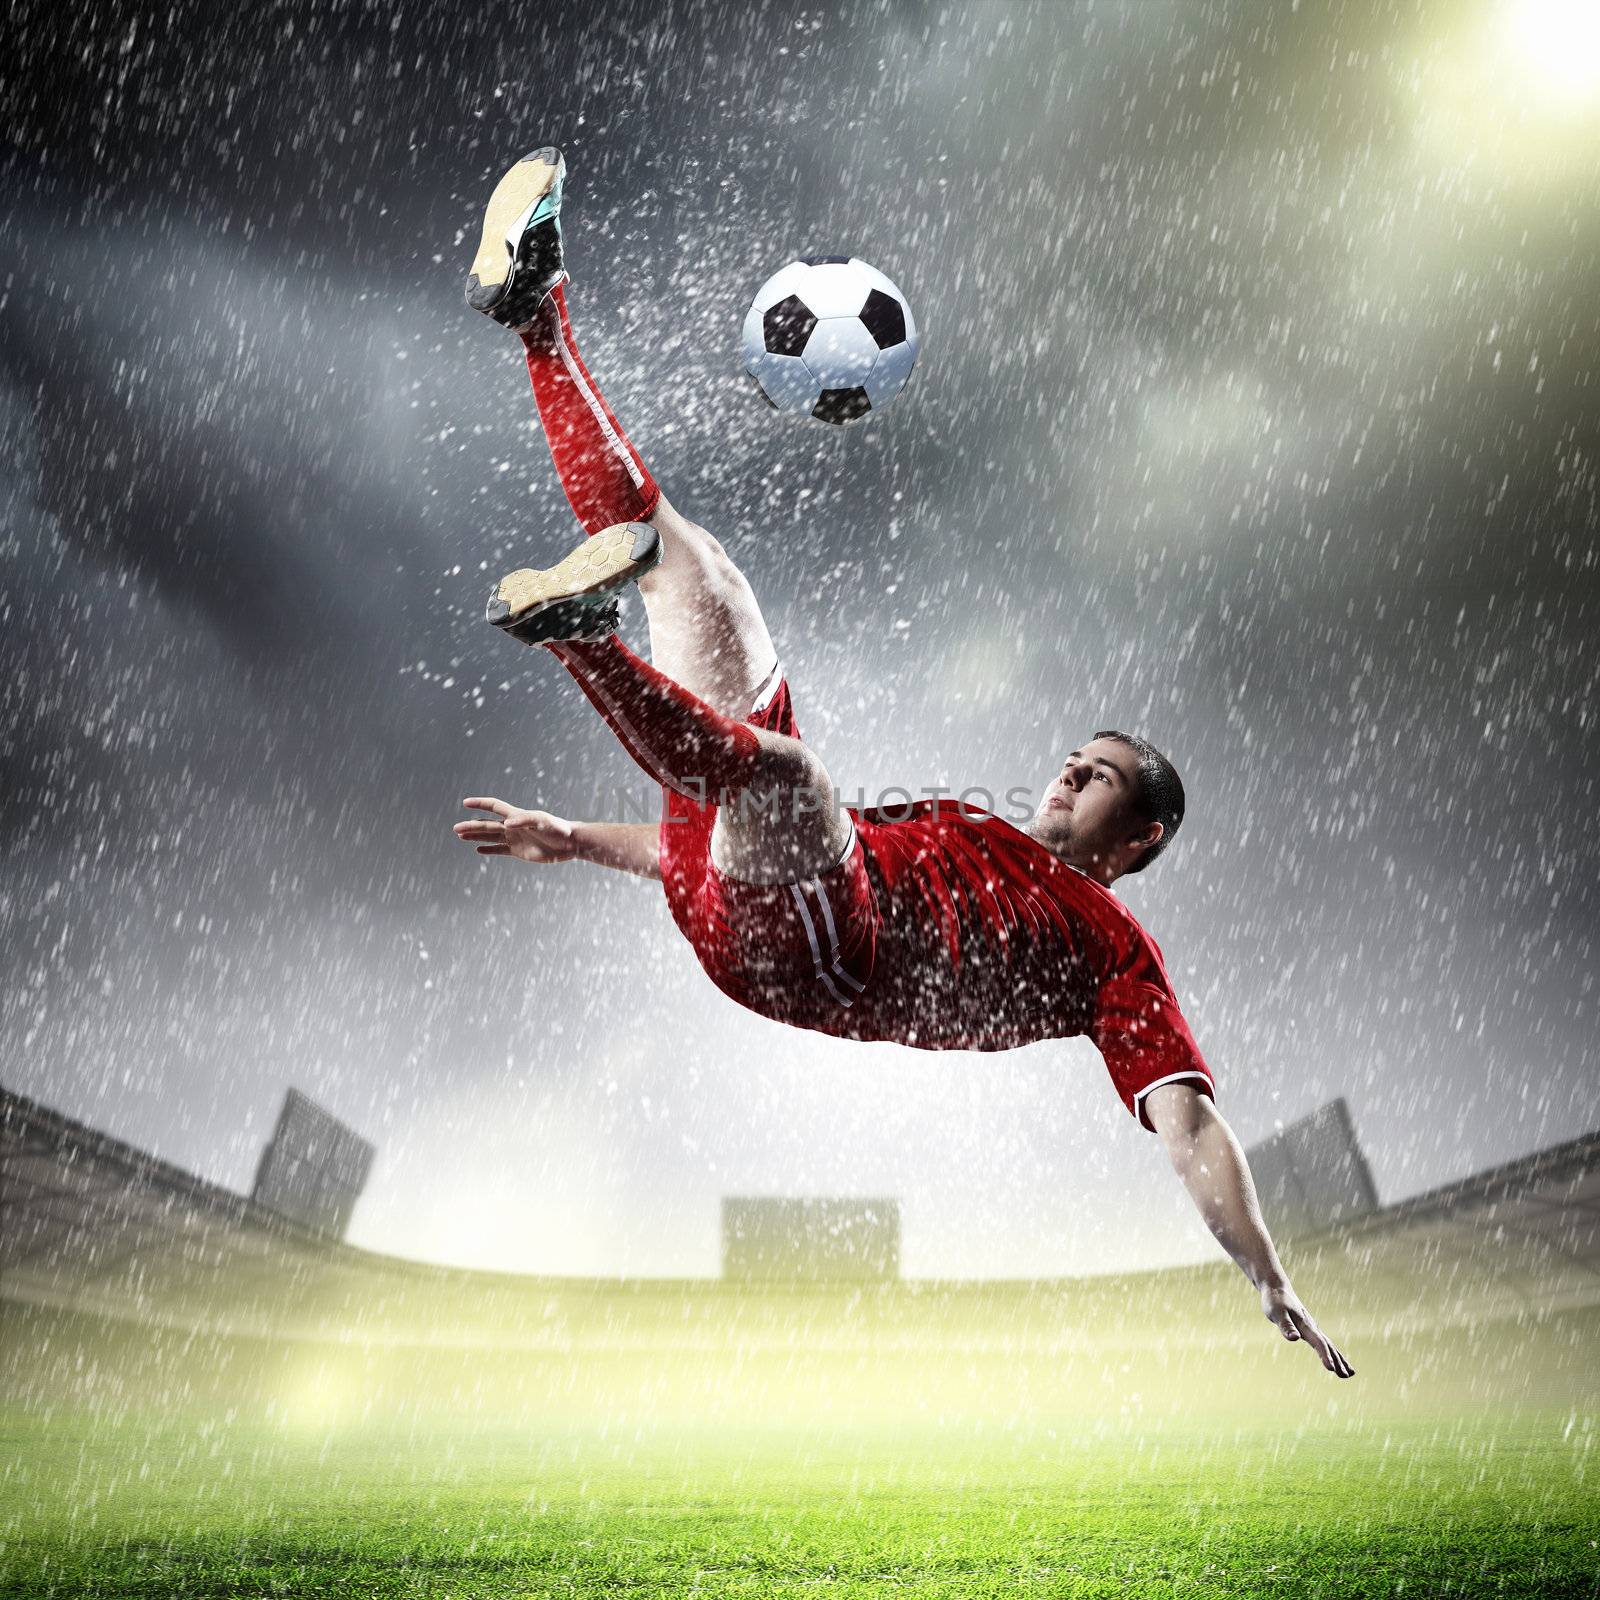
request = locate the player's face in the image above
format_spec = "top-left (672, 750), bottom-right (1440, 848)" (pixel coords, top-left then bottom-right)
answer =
top-left (1029, 737), bottom-right (1153, 876)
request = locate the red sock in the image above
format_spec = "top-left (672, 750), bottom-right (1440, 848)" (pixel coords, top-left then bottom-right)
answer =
top-left (547, 636), bottom-right (760, 800)
top-left (520, 284), bottom-right (661, 534)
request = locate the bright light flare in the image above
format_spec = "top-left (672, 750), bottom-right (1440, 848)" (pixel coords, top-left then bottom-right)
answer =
top-left (273, 1361), bottom-right (358, 1431)
top-left (1502, 0), bottom-right (1600, 101)
top-left (1406, 0), bottom-right (1600, 179)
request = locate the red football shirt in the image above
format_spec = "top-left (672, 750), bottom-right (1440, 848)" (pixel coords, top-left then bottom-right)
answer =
top-left (657, 680), bottom-right (1214, 1130)
top-left (842, 799), bottom-right (1214, 1125)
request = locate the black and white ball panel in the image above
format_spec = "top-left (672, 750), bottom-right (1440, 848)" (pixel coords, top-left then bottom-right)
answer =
top-left (744, 257), bottom-right (917, 423)
top-left (762, 295), bottom-right (817, 358)
top-left (800, 316), bottom-right (879, 389)
top-left (813, 387), bottom-right (873, 424)
top-left (862, 338), bottom-right (917, 410)
top-left (859, 289), bottom-right (907, 350)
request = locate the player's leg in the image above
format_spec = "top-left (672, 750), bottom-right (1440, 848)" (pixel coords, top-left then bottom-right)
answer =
top-left (466, 147), bottom-right (777, 720)
top-left (485, 543), bottom-right (849, 884)
top-left (546, 634), bottom-right (850, 885)
top-left (517, 288), bottom-right (777, 721)
top-left (639, 493), bottom-right (778, 722)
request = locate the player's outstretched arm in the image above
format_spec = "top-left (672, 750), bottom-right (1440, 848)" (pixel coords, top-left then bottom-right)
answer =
top-left (1144, 1083), bottom-right (1355, 1379)
top-left (453, 797), bottom-right (662, 881)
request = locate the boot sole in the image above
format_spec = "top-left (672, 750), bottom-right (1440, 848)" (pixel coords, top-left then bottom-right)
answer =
top-left (486, 522), bottom-right (661, 639)
top-left (467, 148), bottom-right (563, 307)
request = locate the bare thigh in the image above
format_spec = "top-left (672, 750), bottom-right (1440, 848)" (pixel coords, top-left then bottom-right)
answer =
top-left (641, 494), bottom-right (850, 883)
top-left (640, 494), bottom-right (778, 720)
top-left (709, 728), bottom-right (855, 886)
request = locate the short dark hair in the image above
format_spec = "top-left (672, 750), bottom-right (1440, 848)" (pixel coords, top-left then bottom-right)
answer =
top-left (1093, 729), bottom-right (1184, 874)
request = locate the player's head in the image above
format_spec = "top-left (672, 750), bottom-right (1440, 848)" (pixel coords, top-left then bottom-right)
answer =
top-left (1029, 731), bottom-right (1184, 882)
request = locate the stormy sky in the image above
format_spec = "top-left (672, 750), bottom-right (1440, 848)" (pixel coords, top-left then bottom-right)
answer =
top-left (3, 0), bottom-right (1597, 1278)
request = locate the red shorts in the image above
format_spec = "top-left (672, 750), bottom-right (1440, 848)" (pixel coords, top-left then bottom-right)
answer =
top-left (658, 671), bottom-right (877, 1032)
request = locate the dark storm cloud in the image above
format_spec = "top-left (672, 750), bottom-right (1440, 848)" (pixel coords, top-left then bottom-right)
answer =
top-left (3, 0), bottom-right (1597, 1274)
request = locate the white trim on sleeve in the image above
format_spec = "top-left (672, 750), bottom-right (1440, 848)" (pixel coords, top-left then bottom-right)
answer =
top-left (1132, 1070), bottom-right (1215, 1132)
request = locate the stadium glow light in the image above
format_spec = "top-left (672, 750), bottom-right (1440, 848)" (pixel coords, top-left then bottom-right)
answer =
top-left (275, 1361), bottom-right (358, 1432)
top-left (1503, 0), bottom-right (1600, 101)
top-left (1404, 2), bottom-right (1600, 181)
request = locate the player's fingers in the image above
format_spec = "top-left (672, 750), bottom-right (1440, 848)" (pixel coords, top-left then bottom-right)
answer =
top-left (463, 796), bottom-right (513, 816)
top-left (1328, 1344), bottom-right (1356, 1380)
top-left (1289, 1310), bottom-right (1338, 1370)
top-left (1270, 1308), bottom-right (1300, 1341)
top-left (454, 821), bottom-right (504, 837)
top-left (475, 844), bottom-right (511, 855)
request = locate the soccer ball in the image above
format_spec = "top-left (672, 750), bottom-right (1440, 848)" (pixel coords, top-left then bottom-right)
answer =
top-left (742, 257), bottom-right (919, 425)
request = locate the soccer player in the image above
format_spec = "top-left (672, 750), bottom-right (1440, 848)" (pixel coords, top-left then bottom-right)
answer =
top-left (452, 148), bottom-right (1353, 1379)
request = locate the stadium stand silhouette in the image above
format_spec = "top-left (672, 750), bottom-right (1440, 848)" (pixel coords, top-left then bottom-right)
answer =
top-left (4, 1084), bottom-right (1598, 1357)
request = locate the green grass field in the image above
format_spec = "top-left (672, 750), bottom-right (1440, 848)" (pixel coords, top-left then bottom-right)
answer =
top-left (4, 1293), bottom-right (1597, 1597)
top-left (4, 1413), bottom-right (1596, 1598)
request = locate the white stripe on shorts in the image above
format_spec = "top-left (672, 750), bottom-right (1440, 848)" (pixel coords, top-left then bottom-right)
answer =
top-left (805, 870), bottom-right (866, 993)
top-left (787, 869), bottom-right (864, 1008)
top-left (749, 660), bottom-right (784, 715)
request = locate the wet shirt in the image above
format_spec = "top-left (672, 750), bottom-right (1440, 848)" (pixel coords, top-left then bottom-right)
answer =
top-left (837, 799), bottom-right (1214, 1125)
top-left (659, 745), bottom-right (1214, 1129)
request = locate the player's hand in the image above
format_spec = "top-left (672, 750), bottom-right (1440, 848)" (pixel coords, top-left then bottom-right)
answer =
top-left (454, 797), bottom-right (580, 865)
top-left (1262, 1283), bottom-right (1354, 1378)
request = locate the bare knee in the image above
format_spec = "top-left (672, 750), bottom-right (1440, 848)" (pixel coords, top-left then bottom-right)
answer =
top-left (749, 729), bottom-right (830, 794)
top-left (648, 493), bottom-right (735, 577)
top-left (637, 489), bottom-right (778, 719)
top-left (710, 732), bottom-right (849, 885)
top-left (642, 511), bottom-right (763, 637)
